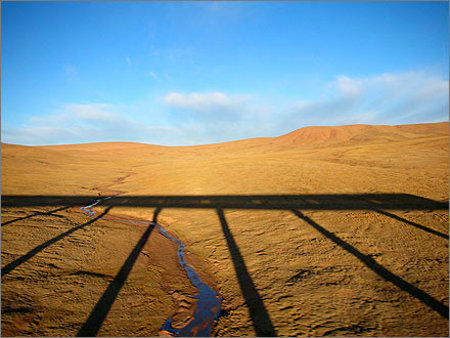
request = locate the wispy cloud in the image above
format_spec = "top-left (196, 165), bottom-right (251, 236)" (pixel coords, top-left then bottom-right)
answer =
top-left (66, 103), bottom-right (120, 121)
top-left (125, 56), bottom-right (132, 67)
top-left (163, 91), bottom-right (251, 117)
top-left (4, 103), bottom-right (178, 145)
top-left (29, 103), bottom-right (120, 124)
top-left (3, 70), bottom-right (448, 146)
top-left (282, 70), bottom-right (449, 129)
top-left (160, 91), bottom-right (276, 143)
top-left (64, 64), bottom-right (78, 82)
top-left (333, 75), bottom-right (363, 98)
top-left (149, 71), bottom-right (159, 80)
top-left (164, 92), bottom-right (234, 111)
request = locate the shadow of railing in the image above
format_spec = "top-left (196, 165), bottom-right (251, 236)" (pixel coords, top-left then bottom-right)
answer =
top-left (1, 205), bottom-right (72, 226)
top-left (2, 193), bottom-right (448, 210)
top-left (217, 209), bottom-right (277, 336)
top-left (77, 221), bottom-right (155, 337)
top-left (292, 209), bottom-right (449, 319)
top-left (2, 193), bottom-right (448, 335)
top-left (1, 206), bottom-right (113, 277)
top-left (375, 209), bottom-right (448, 240)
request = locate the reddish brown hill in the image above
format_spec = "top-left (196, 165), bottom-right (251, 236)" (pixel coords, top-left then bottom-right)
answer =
top-left (273, 122), bottom-right (448, 147)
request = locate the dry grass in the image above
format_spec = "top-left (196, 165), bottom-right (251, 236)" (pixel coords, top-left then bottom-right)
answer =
top-left (1, 122), bottom-right (448, 336)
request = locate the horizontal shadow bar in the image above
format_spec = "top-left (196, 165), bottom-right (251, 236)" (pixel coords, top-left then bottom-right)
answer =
top-left (2, 194), bottom-right (448, 211)
top-left (375, 209), bottom-right (449, 240)
top-left (1, 206), bottom-right (113, 277)
top-left (292, 209), bottom-right (449, 319)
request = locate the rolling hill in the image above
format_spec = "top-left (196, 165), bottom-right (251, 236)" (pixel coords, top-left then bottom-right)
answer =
top-left (1, 122), bottom-right (448, 337)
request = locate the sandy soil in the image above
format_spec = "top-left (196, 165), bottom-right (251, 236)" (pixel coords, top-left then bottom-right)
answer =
top-left (1, 122), bottom-right (448, 336)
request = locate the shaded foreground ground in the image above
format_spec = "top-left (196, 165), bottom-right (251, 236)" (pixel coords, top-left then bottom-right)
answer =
top-left (1, 122), bottom-right (449, 336)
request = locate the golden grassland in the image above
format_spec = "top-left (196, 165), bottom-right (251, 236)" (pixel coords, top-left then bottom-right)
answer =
top-left (1, 122), bottom-right (449, 336)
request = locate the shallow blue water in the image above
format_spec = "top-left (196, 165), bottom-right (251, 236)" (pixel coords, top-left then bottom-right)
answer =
top-left (158, 226), bottom-right (222, 337)
top-left (80, 198), bottom-right (222, 336)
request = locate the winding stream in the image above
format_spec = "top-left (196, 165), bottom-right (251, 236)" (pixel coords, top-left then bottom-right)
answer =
top-left (80, 198), bottom-right (222, 336)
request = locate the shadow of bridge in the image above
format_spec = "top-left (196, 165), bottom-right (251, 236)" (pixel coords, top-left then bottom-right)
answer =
top-left (2, 193), bottom-right (448, 336)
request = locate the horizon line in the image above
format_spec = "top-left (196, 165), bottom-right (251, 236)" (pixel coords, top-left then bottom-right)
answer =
top-left (1, 120), bottom-right (448, 148)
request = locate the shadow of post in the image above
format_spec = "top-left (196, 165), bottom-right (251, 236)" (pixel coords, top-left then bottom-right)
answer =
top-left (375, 209), bottom-right (449, 240)
top-left (292, 209), bottom-right (449, 319)
top-left (76, 221), bottom-right (155, 337)
top-left (152, 207), bottom-right (162, 224)
top-left (217, 209), bottom-right (277, 337)
top-left (1, 206), bottom-right (113, 277)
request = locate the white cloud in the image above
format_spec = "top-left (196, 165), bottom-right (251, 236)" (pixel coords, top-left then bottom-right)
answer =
top-left (64, 64), bottom-right (78, 82)
top-left (66, 103), bottom-right (120, 122)
top-left (164, 92), bottom-right (232, 111)
top-left (29, 103), bottom-right (120, 124)
top-left (158, 91), bottom-right (278, 143)
top-left (333, 75), bottom-right (363, 98)
top-left (149, 71), bottom-right (159, 80)
top-left (163, 91), bottom-right (251, 117)
top-left (283, 70), bottom-right (449, 129)
top-left (4, 103), bottom-right (179, 146)
top-left (125, 56), bottom-right (131, 67)
top-left (3, 70), bottom-right (447, 147)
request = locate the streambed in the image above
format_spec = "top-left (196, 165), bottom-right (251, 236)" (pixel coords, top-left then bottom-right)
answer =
top-left (80, 198), bottom-right (222, 336)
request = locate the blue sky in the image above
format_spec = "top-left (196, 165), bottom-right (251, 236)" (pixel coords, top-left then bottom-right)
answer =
top-left (2, 1), bottom-right (449, 146)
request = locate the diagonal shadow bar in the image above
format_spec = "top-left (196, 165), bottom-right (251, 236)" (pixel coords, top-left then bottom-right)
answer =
top-left (76, 221), bottom-right (155, 337)
top-left (375, 209), bottom-right (449, 240)
top-left (1, 205), bottom-right (72, 226)
top-left (217, 209), bottom-right (277, 337)
top-left (152, 207), bottom-right (162, 224)
top-left (292, 209), bottom-right (449, 319)
top-left (1, 206), bottom-right (113, 277)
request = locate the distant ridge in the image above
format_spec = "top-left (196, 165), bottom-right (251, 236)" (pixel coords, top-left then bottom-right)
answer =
top-left (2, 122), bottom-right (448, 150)
top-left (273, 122), bottom-right (449, 147)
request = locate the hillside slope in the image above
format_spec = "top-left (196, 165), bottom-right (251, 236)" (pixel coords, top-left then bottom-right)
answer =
top-left (1, 121), bottom-right (448, 337)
